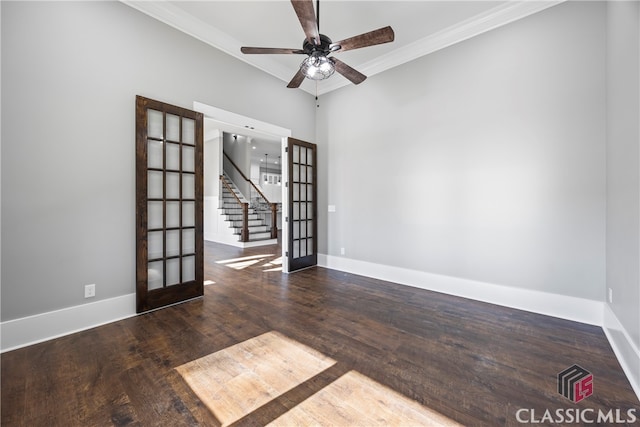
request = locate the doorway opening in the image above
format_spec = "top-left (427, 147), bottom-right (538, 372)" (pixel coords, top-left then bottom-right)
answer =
top-left (193, 102), bottom-right (291, 273)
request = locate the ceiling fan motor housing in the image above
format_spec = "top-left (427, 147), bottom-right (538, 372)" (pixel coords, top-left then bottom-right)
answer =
top-left (303, 34), bottom-right (337, 55)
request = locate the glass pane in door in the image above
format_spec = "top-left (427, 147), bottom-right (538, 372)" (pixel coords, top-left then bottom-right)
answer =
top-left (147, 109), bottom-right (163, 139)
top-left (166, 114), bottom-right (180, 142)
top-left (166, 143), bottom-right (180, 170)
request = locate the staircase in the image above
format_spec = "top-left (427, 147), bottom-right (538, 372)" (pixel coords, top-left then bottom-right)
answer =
top-left (220, 177), bottom-right (273, 242)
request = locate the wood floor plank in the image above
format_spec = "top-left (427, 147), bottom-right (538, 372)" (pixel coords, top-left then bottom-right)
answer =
top-left (2, 240), bottom-right (639, 426)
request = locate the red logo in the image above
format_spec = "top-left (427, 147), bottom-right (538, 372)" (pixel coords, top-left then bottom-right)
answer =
top-left (558, 365), bottom-right (593, 402)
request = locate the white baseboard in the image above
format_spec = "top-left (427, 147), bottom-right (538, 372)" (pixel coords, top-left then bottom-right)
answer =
top-left (318, 254), bottom-right (603, 326)
top-left (1, 293), bottom-right (137, 353)
top-left (205, 235), bottom-right (278, 248)
top-left (204, 233), bottom-right (243, 247)
top-left (603, 304), bottom-right (640, 401)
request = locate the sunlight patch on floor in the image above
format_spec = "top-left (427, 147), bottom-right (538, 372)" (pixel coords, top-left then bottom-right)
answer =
top-left (175, 331), bottom-right (335, 427)
top-left (262, 256), bottom-right (283, 272)
top-left (224, 259), bottom-right (262, 270)
top-left (216, 254), bottom-right (274, 264)
top-left (204, 280), bottom-right (215, 286)
top-left (216, 254), bottom-right (276, 270)
top-left (268, 370), bottom-right (462, 426)
top-left (263, 256), bottom-right (282, 266)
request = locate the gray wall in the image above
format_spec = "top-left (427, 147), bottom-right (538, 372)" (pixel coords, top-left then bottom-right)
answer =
top-left (606, 1), bottom-right (640, 352)
top-left (316, 1), bottom-right (606, 300)
top-left (1, 1), bottom-right (315, 321)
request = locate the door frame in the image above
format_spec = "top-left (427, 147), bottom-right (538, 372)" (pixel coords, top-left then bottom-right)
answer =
top-left (193, 102), bottom-right (293, 273)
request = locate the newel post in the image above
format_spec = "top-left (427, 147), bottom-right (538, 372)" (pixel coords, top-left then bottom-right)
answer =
top-left (270, 203), bottom-right (278, 239)
top-left (242, 203), bottom-right (250, 242)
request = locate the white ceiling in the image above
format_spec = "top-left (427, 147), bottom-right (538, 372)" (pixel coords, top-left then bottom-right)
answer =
top-left (126, 0), bottom-right (564, 157)
top-left (123, 0), bottom-right (563, 95)
top-left (232, 133), bottom-right (284, 167)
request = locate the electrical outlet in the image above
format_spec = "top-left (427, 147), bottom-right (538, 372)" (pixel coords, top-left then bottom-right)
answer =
top-left (85, 284), bottom-right (96, 299)
top-left (340, 247), bottom-right (345, 255)
top-left (608, 287), bottom-right (613, 303)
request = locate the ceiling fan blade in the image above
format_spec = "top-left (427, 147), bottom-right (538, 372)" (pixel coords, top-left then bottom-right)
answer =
top-left (241, 47), bottom-right (305, 55)
top-left (331, 58), bottom-right (367, 85)
top-left (291, 0), bottom-right (320, 45)
top-left (287, 69), bottom-right (306, 88)
top-left (330, 26), bottom-right (395, 53)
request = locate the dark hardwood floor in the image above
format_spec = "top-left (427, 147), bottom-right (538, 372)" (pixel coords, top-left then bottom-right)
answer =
top-left (2, 240), bottom-right (639, 426)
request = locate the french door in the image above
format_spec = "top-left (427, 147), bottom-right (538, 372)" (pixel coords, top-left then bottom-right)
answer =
top-left (135, 96), bottom-right (204, 313)
top-left (288, 137), bottom-right (317, 272)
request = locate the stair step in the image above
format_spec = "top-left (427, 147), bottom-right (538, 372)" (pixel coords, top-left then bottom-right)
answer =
top-left (222, 188), bottom-right (246, 201)
top-left (222, 198), bottom-right (247, 204)
top-left (223, 210), bottom-right (258, 217)
top-left (232, 225), bottom-right (268, 233)
top-left (247, 231), bottom-right (273, 240)
top-left (233, 230), bottom-right (273, 241)
top-left (225, 214), bottom-right (259, 221)
top-left (230, 220), bottom-right (264, 227)
top-left (220, 205), bottom-right (256, 213)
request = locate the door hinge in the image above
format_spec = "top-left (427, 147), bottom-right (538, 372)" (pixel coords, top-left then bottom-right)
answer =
top-left (285, 217), bottom-right (289, 222)
top-left (285, 251), bottom-right (289, 257)
top-left (285, 147), bottom-right (289, 153)
top-left (285, 182), bottom-right (289, 188)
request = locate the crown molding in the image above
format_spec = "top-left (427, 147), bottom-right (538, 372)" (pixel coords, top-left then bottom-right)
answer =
top-left (121, 0), bottom-right (296, 83)
top-left (121, 0), bottom-right (564, 96)
top-left (316, 1), bottom-right (565, 95)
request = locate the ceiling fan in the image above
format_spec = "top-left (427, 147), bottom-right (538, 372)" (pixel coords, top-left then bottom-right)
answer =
top-left (240, 0), bottom-right (395, 88)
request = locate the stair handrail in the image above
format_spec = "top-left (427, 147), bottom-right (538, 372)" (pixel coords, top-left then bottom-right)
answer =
top-left (220, 175), bottom-right (249, 242)
top-left (223, 152), bottom-right (272, 204)
top-left (223, 152), bottom-right (278, 239)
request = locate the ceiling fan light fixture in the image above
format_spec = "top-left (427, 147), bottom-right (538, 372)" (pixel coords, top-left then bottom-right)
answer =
top-left (300, 52), bottom-right (335, 80)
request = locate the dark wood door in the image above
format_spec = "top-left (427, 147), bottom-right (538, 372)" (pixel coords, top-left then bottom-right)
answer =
top-left (135, 96), bottom-right (204, 313)
top-left (288, 137), bottom-right (317, 272)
